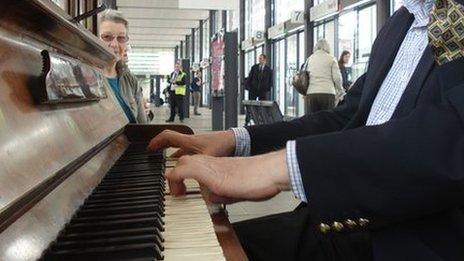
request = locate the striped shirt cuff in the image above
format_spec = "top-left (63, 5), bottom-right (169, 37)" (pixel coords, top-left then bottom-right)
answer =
top-left (231, 127), bottom-right (251, 157)
top-left (286, 140), bottom-right (308, 203)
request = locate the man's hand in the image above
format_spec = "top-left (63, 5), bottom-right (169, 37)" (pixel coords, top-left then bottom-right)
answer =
top-left (166, 150), bottom-right (291, 203)
top-left (147, 130), bottom-right (236, 158)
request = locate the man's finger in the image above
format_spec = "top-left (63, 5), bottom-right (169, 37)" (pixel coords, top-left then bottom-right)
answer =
top-left (170, 149), bottom-right (187, 158)
top-left (147, 130), bottom-right (184, 152)
top-left (168, 179), bottom-right (187, 197)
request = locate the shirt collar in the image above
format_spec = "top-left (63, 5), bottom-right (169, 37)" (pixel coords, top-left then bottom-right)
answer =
top-left (403, 0), bottom-right (434, 27)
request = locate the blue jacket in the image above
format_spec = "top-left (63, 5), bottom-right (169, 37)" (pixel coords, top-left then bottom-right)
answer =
top-left (246, 6), bottom-right (464, 261)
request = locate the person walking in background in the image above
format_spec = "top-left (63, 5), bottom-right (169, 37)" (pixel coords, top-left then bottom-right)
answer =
top-left (338, 50), bottom-right (353, 91)
top-left (166, 62), bottom-right (187, 123)
top-left (304, 39), bottom-right (345, 114)
top-left (190, 70), bottom-right (202, 116)
top-left (245, 54), bottom-right (273, 125)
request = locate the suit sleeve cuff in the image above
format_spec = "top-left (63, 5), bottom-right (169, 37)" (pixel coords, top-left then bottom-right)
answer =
top-left (231, 127), bottom-right (251, 157)
top-left (286, 140), bottom-right (308, 203)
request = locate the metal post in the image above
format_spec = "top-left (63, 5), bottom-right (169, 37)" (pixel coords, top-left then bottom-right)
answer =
top-left (304, 0), bottom-right (314, 115)
top-left (191, 28), bottom-right (195, 63)
top-left (199, 20), bottom-right (204, 60)
top-left (239, 0), bottom-right (246, 114)
top-left (304, 0), bottom-right (314, 59)
top-left (180, 41), bottom-right (184, 59)
top-left (209, 10), bottom-right (215, 109)
top-left (264, 0), bottom-right (272, 65)
top-left (185, 35), bottom-right (190, 59)
top-left (181, 59), bottom-right (191, 118)
top-left (222, 10), bottom-right (227, 31)
top-left (224, 32), bottom-right (239, 129)
top-left (150, 77), bottom-right (155, 103)
top-left (199, 20), bottom-right (204, 107)
top-left (174, 46), bottom-right (179, 65)
top-left (376, 0), bottom-right (390, 32)
top-left (156, 75), bottom-right (161, 106)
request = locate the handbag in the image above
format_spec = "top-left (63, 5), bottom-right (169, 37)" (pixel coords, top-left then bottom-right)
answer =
top-left (292, 59), bottom-right (310, 95)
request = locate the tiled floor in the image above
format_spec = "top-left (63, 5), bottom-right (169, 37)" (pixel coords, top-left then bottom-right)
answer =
top-left (151, 104), bottom-right (301, 223)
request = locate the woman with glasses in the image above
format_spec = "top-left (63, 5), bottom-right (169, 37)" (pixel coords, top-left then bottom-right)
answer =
top-left (98, 9), bottom-right (147, 123)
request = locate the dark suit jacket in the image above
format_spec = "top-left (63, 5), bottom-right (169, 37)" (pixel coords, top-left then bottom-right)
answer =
top-left (246, 7), bottom-right (464, 261)
top-left (246, 64), bottom-right (273, 95)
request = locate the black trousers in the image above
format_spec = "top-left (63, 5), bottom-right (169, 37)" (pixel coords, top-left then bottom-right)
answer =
top-left (307, 93), bottom-right (336, 114)
top-left (233, 205), bottom-right (372, 261)
top-left (168, 91), bottom-right (185, 121)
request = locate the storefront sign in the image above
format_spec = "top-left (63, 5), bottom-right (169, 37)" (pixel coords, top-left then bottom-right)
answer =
top-left (268, 22), bottom-right (286, 40)
top-left (310, 0), bottom-right (339, 21)
top-left (291, 11), bottom-right (305, 24)
top-left (241, 38), bottom-right (254, 50)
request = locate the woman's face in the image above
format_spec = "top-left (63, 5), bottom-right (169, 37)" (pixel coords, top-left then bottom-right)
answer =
top-left (343, 53), bottom-right (351, 64)
top-left (99, 21), bottom-right (128, 60)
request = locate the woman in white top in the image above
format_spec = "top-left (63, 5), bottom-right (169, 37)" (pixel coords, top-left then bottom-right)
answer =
top-left (305, 39), bottom-right (345, 113)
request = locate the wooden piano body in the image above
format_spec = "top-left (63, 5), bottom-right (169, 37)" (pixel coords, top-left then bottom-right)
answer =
top-left (0, 1), bottom-right (246, 260)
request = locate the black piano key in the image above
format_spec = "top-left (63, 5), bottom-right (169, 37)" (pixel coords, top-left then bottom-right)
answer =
top-left (101, 176), bottom-right (164, 184)
top-left (73, 211), bottom-right (164, 225)
top-left (77, 204), bottom-right (165, 218)
top-left (104, 171), bottom-right (164, 179)
top-left (44, 242), bottom-right (163, 261)
top-left (118, 153), bottom-right (164, 161)
top-left (82, 199), bottom-right (165, 212)
top-left (109, 163), bottom-right (164, 174)
top-left (88, 189), bottom-right (164, 200)
top-left (51, 233), bottom-right (164, 253)
top-left (96, 181), bottom-right (163, 190)
top-left (115, 157), bottom-right (165, 166)
top-left (59, 227), bottom-right (162, 242)
top-left (92, 185), bottom-right (164, 195)
top-left (83, 195), bottom-right (164, 206)
top-left (42, 144), bottom-right (168, 261)
top-left (66, 217), bottom-right (164, 234)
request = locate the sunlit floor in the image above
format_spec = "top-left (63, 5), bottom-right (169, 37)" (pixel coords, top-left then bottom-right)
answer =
top-left (150, 104), bottom-right (301, 223)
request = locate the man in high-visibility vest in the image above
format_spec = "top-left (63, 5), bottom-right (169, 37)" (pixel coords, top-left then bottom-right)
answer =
top-left (166, 62), bottom-right (187, 123)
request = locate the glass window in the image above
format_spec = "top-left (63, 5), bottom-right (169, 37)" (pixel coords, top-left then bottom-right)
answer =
top-left (274, 40), bottom-right (286, 112)
top-left (298, 32), bottom-right (306, 116)
top-left (215, 11), bottom-right (223, 32)
top-left (338, 11), bottom-right (356, 66)
top-left (313, 20), bottom-right (335, 55)
top-left (227, 9), bottom-right (240, 31)
top-left (274, 0), bottom-right (305, 25)
top-left (194, 28), bottom-right (201, 63)
top-left (202, 68), bottom-right (210, 106)
top-left (391, 0), bottom-right (404, 13)
top-left (202, 19), bottom-right (210, 59)
top-left (325, 20), bottom-right (335, 55)
top-left (286, 34), bottom-right (298, 116)
top-left (245, 51), bottom-right (255, 99)
top-left (245, 0), bottom-right (265, 39)
top-left (354, 4), bottom-right (376, 79)
top-left (314, 24), bottom-right (324, 42)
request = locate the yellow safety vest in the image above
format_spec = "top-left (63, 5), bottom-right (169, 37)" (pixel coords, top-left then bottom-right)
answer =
top-left (174, 72), bottom-right (187, 96)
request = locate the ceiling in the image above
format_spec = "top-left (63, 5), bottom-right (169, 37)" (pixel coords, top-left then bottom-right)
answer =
top-left (117, 0), bottom-right (210, 52)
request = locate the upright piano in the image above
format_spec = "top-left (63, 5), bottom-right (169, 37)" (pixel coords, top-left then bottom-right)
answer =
top-left (0, 1), bottom-right (246, 260)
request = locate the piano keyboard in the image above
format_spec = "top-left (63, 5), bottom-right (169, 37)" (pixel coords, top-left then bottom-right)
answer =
top-left (41, 144), bottom-right (225, 261)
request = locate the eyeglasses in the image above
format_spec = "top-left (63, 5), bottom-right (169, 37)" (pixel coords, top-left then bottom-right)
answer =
top-left (100, 34), bottom-right (129, 43)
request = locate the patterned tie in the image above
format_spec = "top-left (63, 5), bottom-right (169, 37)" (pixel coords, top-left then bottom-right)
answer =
top-left (428, 0), bottom-right (464, 65)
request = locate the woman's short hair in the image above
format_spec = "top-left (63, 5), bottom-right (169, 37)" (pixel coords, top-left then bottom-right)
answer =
top-left (100, 9), bottom-right (129, 30)
top-left (314, 39), bottom-right (331, 53)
